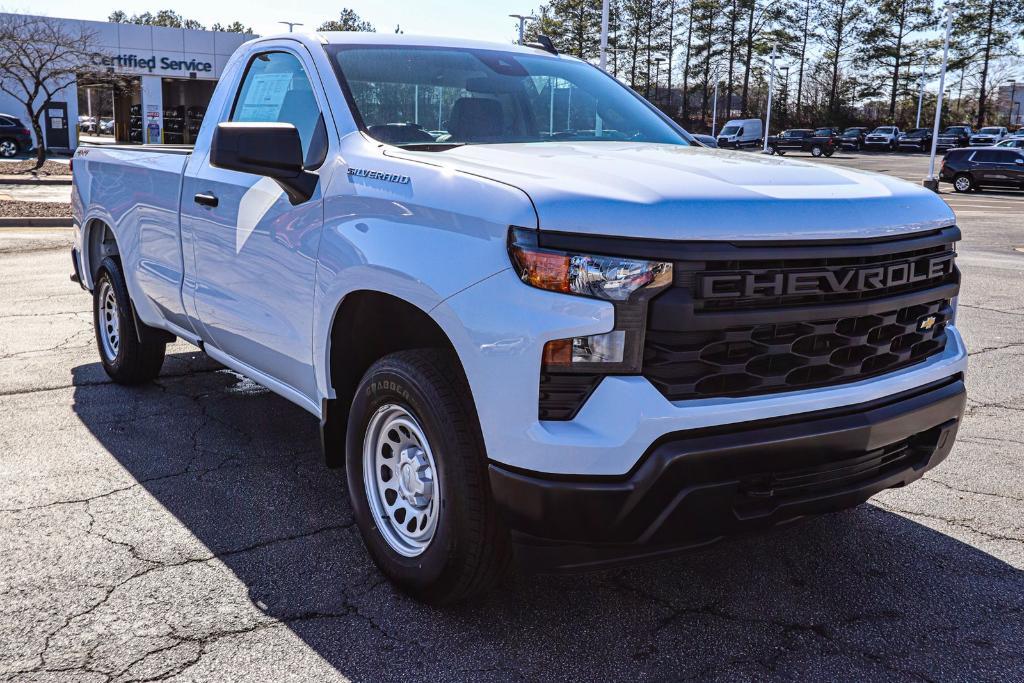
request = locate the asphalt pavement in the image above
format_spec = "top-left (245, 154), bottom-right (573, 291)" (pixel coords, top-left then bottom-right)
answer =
top-left (1, 153), bottom-right (1022, 682)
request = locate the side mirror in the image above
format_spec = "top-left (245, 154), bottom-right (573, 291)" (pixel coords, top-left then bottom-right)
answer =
top-left (210, 122), bottom-right (317, 204)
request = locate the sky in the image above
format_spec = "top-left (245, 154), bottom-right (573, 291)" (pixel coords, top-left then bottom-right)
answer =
top-left (22, 0), bottom-right (529, 43)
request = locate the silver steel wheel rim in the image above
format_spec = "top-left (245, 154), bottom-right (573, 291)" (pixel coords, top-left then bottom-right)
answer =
top-left (811, 146), bottom-right (822, 157)
top-left (0, 141), bottom-right (15, 157)
top-left (955, 177), bottom-right (971, 192)
top-left (362, 404), bottom-right (440, 557)
top-left (98, 280), bottom-right (120, 360)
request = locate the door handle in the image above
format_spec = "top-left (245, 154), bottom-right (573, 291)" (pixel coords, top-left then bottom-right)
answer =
top-left (194, 192), bottom-right (218, 207)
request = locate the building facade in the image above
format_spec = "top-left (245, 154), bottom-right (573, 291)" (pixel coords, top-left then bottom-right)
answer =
top-left (996, 83), bottom-right (1024, 129)
top-left (0, 12), bottom-right (252, 151)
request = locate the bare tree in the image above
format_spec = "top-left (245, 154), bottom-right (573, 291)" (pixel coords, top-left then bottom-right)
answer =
top-left (0, 15), bottom-right (97, 167)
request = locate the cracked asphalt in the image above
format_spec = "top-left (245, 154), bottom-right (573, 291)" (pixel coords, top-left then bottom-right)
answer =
top-left (1, 155), bottom-right (1023, 682)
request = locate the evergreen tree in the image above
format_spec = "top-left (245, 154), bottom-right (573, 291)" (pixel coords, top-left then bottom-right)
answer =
top-left (950, 0), bottom-right (1023, 127)
top-left (859, 0), bottom-right (934, 120)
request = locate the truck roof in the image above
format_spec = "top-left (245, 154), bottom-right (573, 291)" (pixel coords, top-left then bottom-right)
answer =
top-left (289, 31), bottom-right (575, 59)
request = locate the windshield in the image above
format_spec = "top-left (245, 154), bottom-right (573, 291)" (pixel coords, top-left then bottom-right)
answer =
top-left (814, 128), bottom-right (832, 136)
top-left (906, 129), bottom-right (927, 135)
top-left (720, 125), bottom-right (740, 135)
top-left (943, 127), bottom-right (967, 134)
top-left (325, 45), bottom-right (689, 148)
top-left (781, 130), bottom-right (808, 138)
top-left (842, 128), bottom-right (861, 134)
top-left (872, 127), bottom-right (894, 133)
top-left (978, 127), bottom-right (1001, 134)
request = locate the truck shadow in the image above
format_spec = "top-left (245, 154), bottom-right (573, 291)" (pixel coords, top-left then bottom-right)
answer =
top-left (70, 353), bottom-right (1024, 681)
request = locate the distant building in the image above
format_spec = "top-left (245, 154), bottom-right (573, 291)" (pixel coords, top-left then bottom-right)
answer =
top-left (0, 12), bottom-right (252, 151)
top-left (996, 83), bottom-right (1023, 128)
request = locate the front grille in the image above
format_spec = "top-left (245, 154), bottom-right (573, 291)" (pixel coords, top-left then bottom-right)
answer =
top-left (645, 299), bottom-right (950, 400)
top-left (684, 243), bottom-right (956, 312)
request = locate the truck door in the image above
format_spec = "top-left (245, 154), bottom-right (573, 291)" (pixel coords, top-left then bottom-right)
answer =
top-left (181, 46), bottom-right (332, 402)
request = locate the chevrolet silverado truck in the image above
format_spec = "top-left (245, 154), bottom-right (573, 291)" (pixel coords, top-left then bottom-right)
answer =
top-left (71, 33), bottom-right (968, 604)
top-left (937, 125), bottom-right (973, 150)
top-left (864, 126), bottom-right (900, 151)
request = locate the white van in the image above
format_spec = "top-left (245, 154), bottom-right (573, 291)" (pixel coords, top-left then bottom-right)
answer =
top-left (716, 118), bottom-right (763, 148)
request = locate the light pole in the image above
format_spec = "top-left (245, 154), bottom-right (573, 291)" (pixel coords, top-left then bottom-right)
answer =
top-left (509, 14), bottom-right (537, 44)
top-left (1007, 80), bottom-right (1018, 127)
top-left (711, 78), bottom-right (720, 136)
top-left (599, 0), bottom-right (610, 71)
top-left (915, 62), bottom-right (928, 128)
top-left (653, 57), bottom-right (665, 106)
top-left (924, 4), bottom-right (955, 191)
top-left (779, 66), bottom-right (789, 128)
top-left (278, 21), bottom-right (303, 32)
top-left (762, 44), bottom-right (777, 153)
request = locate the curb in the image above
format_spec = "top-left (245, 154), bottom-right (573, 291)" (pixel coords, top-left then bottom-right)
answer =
top-left (0, 217), bottom-right (73, 227)
top-left (0, 176), bottom-right (72, 185)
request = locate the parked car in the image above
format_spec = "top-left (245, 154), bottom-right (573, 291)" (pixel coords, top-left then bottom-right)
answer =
top-left (691, 133), bottom-right (718, 147)
top-left (969, 126), bottom-right (1009, 146)
top-left (936, 125), bottom-right (973, 149)
top-left (78, 116), bottom-right (97, 133)
top-left (839, 126), bottom-right (870, 150)
top-left (766, 128), bottom-right (836, 157)
top-left (715, 118), bottom-right (763, 148)
top-left (940, 147), bottom-right (1024, 192)
top-left (995, 138), bottom-right (1024, 149)
top-left (72, 33), bottom-right (968, 603)
top-left (864, 126), bottom-right (900, 151)
top-left (897, 128), bottom-right (933, 152)
top-left (0, 113), bottom-right (34, 157)
top-left (99, 119), bottom-right (115, 135)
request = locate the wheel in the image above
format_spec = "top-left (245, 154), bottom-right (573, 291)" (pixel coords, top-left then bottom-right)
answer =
top-left (0, 139), bottom-right (17, 158)
top-left (824, 148), bottom-right (834, 158)
top-left (810, 144), bottom-right (824, 157)
top-left (93, 256), bottom-right (166, 383)
top-left (346, 349), bottom-right (511, 604)
top-left (953, 173), bottom-right (974, 193)
top-left (772, 147), bottom-right (785, 156)
top-left (889, 141), bottom-right (896, 152)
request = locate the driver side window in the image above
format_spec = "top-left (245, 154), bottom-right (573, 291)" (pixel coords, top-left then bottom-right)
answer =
top-left (232, 51), bottom-right (325, 167)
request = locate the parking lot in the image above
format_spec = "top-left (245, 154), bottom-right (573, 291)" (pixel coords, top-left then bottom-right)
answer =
top-left (1, 151), bottom-right (1022, 682)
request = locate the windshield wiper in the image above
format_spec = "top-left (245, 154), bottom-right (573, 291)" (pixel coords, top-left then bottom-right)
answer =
top-left (394, 142), bottom-right (467, 151)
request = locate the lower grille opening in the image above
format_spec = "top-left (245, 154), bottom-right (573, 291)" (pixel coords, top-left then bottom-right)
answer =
top-left (733, 424), bottom-right (944, 518)
top-left (539, 373), bottom-right (601, 421)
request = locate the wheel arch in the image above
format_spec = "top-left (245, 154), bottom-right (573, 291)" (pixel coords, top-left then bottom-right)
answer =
top-left (81, 217), bottom-right (120, 290)
top-left (320, 290), bottom-right (473, 468)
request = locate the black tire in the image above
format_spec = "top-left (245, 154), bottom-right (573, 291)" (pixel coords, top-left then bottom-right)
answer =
top-left (824, 148), bottom-right (834, 158)
top-left (889, 141), bottom-right (896, 152)
top-left (93, 256), bottom-right (166, 384)
top-left (772, 146), bottom-right (785, 156)
top-left (952, 173), bottom-right (975, 193)
top-left (810, 144), bottom-right (823, 157)
top-left (346, 349), bottom-right (511, 604)
top-left (0, 138), bottom-right (18, 158)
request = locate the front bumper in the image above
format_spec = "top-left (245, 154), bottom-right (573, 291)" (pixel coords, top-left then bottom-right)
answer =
top-left (490, 376), bottom-right (965, 570)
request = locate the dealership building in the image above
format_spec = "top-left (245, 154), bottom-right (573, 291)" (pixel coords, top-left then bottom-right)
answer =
top-left (0, 13), bottom-right (252, 150)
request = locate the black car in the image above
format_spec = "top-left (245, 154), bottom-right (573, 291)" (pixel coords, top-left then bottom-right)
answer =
top-left (897, 128), bottom-right (933, 152)
top-left (767, 128), bottom-right (836, 157)
top-left (936, 125), bottom-right (972, 150)
top-left (0, 113), bottom-right (34, 158)
top-left (839, 126), bottom-right (870, 150)
top-left (940, 147), bottom-right (1024, 192)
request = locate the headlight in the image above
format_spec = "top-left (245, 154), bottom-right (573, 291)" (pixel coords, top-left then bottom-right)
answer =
top-left (507, 227), bottom-right (672, 302)
top-left (508, 227), bottom-right (673, 376)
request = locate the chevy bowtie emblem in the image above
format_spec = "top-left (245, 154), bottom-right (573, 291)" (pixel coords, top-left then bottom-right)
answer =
top-left (917, 315), bottom-right (938, 332)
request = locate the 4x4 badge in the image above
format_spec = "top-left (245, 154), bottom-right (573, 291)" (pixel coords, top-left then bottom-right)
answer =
top-left (917, 315), bottom-right (938, 332)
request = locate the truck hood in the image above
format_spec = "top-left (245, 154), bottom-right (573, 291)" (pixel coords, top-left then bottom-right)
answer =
top-left (391, 142), bottom-right (955, 241)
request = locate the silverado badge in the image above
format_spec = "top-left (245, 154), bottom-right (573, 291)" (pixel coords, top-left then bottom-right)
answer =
top-left (917, 315), bottom-right (938, 332)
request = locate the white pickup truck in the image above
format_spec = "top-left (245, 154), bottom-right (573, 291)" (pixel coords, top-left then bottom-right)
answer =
top-left (72, 33), bottom-right (967, 603)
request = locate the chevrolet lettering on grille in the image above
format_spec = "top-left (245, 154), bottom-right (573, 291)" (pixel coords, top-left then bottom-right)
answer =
top-left (699, 252), bottom-right (955, 299)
